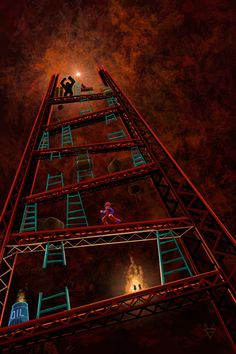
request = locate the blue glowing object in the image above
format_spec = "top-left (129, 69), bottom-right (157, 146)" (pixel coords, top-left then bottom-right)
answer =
top-left (8, 302), bottom-right (29, 326)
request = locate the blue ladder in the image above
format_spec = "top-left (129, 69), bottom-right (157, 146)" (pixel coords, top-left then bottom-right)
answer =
top-left (61, 125), bottom-right (73, 147)
top-left (43, 242), bottom-right (66, 269)
top-left (38, 132), bottom-right (49, 150)
top-left (46, 172), bottom-right (64, 191)
top-left (36, 287), bottom-right (71, 318)
top-left (107, 96), bottom-right (118, 106)
top-left (131, 147), bottom-right (146, 166)
top-left (156, 230), bottom-right (192, 284)
top-left (107, 129), bottom-right (126, 140)
top-left (20, 203), bottom-right (37, 232)
top-left (66, 192), bottom-right (88, 227)
top-left (50, 152), bottom-right (61, 160)
top-left (105, 113), bottom-right (117, 124)
top-left (76, 151), bottom-right (94, 182)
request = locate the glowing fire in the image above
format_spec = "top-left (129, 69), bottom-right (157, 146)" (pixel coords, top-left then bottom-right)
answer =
top-left (125, 256), bottom-right (146, 293)
top-left (16, 289), bottom-right (26, 302)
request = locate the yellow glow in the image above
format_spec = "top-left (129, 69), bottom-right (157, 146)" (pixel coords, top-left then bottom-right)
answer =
top-left (76, 72), bottom-right (81, 77)
top-left (125, 256), bottom-right (146, 293)
top-left (16, 289), bottom-right (26, 302)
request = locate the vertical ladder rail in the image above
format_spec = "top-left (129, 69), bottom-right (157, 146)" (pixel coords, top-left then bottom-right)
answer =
top-left (61, 126), bottom-right (73, 147)
top-left (156, 230), bottom-right (193, 284)
top-left (36, 287), bottom-right (70, 318)
top-left (76, 151), bottom-right (94, 182)
top-left (131, 147), bottom-right (146, 166)
top-left (43, 242), bottom-right (66, 269)
top-left (19, 203), bottom-right (37, 233)
top-left (66, 192), bottom-right (88, 227)
top-left (46, 173), bottom-right (64, 191)
top-left (38, 132), bottom-right (49, 150)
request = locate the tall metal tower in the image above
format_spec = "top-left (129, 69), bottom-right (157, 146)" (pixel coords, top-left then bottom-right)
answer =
top-left (0, 68), bottom-right (235, 352)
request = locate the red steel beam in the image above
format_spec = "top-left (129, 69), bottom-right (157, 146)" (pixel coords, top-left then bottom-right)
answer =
top-left (0, 270), bottom-right (225, 352)
top-left (10, 217), bottom-right (191, 244)
top-left (44, 106), bottom-right (122, 133)
top-left (49, 92), bottom-right (114, 105)
top-left (0, 75), bottom-right (57, 257)
top-left (33, 139), bottom-right (143, 159)
top-left (25, 162), bottom-right (158, 203)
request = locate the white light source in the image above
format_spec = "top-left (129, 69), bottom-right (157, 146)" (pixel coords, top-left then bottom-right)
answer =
top-left (76, 72), bottom-right (81, 77)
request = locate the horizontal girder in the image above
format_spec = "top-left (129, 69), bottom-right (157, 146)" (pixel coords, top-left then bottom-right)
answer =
top-left (49, 92), bottom-right (114, 105)
top-left (0, 270), bottom-right (225, 352)
top-left (25, 163), bottom-right (157, 203)
top-left (33, 140), bottom-right (142, 159)
top-left (44, 106), bottom-right (122, 134)
top-left (10, 217), bottom-right (192, 245)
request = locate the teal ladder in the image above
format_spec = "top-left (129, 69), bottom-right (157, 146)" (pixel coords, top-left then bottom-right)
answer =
top-left (107, 96), bottom-right (118, 106)
top-left (61, 125), bottom-right (73, 146)
top-left (43, 242), bottom-right (66, 269)
top-left (76, 151), bottom-right (94, 182)
top-left (50, 152), bottom-right (61, 160)
top-left (20, 203), bottom-right (37, 232)
top-left (80, 96), bottom-right (92, 114)
top-left (131, 147), bottom-right (146, 166)
top-left (105, 113), bottom-right (117, 124)
top-left (66, 192), bottom-right (88, 227)
top-left (38, 132), bottom-right (49, 150)
top-left (107, 129), bottom-right (126, 140)
top-left (156, 230), bottom-right (192, 284)
top-left (46, 172), bottom-right (64, 191)
top-left (36, 287), bottom-right (71, 318)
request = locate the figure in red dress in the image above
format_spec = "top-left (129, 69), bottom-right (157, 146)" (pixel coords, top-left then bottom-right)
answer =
top-left (100, 202), bottom-right (121, 224)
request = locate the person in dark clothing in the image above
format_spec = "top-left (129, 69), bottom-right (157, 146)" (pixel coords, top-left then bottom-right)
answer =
top-left (60, 76), bottom-right (75, 96)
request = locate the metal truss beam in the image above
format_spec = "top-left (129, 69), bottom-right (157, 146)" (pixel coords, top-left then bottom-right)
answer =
top-left (49, 92), bottom-right (114, 105)
top-left (0, 270), bottom-right (226, 352)
top-left (0, 75), bottom-right (57, 255)
top-left (33, 140), bottom-right (142, 160)
top-left (10, 217), bottom-right (191, 245)
top-left (8, 228), bottom-right (194, 256)
top-left (25, 163), bottom-right (158, 203)
top-left (99, 68), bottom-right (236, 294)
top-left (44, 106), bottom-right (122, 134)
top-left (0, 254), bottom-right (16, 326)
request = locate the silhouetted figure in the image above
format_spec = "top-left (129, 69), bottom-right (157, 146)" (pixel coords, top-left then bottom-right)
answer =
top-left (60, 76), bottom-right (75, 97)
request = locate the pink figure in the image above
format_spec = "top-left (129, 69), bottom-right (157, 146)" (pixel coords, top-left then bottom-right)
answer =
top-left (100, 202), bottom-right (121, 224)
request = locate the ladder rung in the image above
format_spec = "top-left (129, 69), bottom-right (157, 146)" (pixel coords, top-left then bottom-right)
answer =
top-left (162, 257), bottom-right (183, 265)
top-left (67, 216), bottom-right (87, 220)
top-left (47, 252), bottom-right (63, 256)
top-left (47, 259), bottom-right (64, 263)
top-left (164, 266), bottom-right (188, 275)
top-left (40, 303), bottom-right (67, 314)
top-left (161, 247), bottom-right (178, 255)
top-left (160, 239), bottom-right (175, 245)
top-left (67, 209), bottom-right (83, 213)
top-left (42, 291), bottom-right (66, 301)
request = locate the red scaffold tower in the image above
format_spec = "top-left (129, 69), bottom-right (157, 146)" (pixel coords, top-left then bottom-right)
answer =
top-left (0, 68), bottom-right (235, 352)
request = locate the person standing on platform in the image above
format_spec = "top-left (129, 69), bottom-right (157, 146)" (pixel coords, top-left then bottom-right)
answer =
top-left (100, 202), bottom-right (121, 224)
